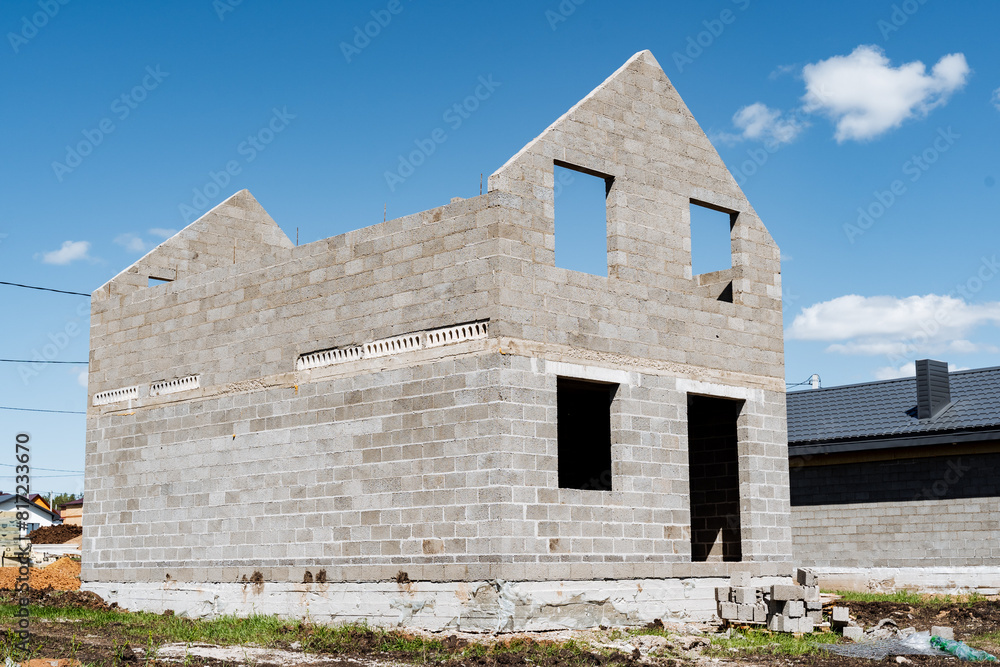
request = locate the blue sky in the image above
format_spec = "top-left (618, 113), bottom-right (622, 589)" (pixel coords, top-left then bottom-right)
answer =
top-left (2, 1), bottom-right (998, 494)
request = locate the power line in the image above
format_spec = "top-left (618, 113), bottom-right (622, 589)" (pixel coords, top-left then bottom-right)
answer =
top-left (0, 406), bottom-right (86, 415)
top-left (0, 463), bottom-right (83, 473)
top-left (0, 280), bottom-right (90, 297)
top-left (0, 359), bottom-right (88, 364)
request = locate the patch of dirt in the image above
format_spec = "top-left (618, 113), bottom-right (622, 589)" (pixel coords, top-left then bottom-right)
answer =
top-left (0, 587), bottom-right (110, 610)
top-left (0, 557), bottom-right (81, 590)
top-left (27, 524), bottom-right (83, 544)
top-left (845, 600), bottom-right (1000, 638)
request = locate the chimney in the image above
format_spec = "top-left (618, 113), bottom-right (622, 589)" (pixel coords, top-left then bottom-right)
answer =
top-left (915, 359), bottom-right (951, 419)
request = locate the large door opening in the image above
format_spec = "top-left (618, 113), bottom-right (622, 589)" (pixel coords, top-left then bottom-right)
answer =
top-left (687, 394), bottom-right (743, 562)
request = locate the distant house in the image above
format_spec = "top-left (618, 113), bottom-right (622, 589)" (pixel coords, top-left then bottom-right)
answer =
top-left (788, 360), bottom-right (1000, 593)
top-left (0, 494), bottom-right (63, 534)
top-left (59, 498), bottom-right (83, 526)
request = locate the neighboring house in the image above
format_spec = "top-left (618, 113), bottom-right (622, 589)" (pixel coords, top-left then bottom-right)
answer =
top-left (84, 50), bottom-right (791, 628)
top-left (59, 498), bottom-right (83, 526)
top-left (788, 360), bottom-right (1000, 593)
top-left (0, 494), bottom-right (63, 533)
top-left (28, 493), bottom-right (53, 513)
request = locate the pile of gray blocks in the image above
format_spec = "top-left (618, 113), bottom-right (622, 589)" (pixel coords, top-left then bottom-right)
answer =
top-left (716, 568), bottom-right (823, 633)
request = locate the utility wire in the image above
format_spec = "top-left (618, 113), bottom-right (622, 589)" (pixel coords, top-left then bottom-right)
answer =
top-left (0, 406), bottom-right (86, 415)
top-left (0, 463), bottom-right (83, 473)
top-left (0, 280), bottom-right (90, 297)
top-left (0, 359), bottom-right (88, 364)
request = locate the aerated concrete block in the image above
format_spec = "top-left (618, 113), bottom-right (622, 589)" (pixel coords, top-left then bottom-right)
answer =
top-left (796, 568), bottom-right (817, 587)
top-left (731, 571), bottom-right (751, 587)
top-left (715, 586), bottom-right (731, 602)
top-left (771, 584), bottom-right (805, 601)
top-left (806, 600), bottom-right (823, 611)
top-left (931, 626), bottom-right (954, 640)
top-left (737, 603), bottom-right (754, 622)
top-left (831, 606), bottom-right (850, 624)
top-left (719, 602), bottom-right (738, 620)
top-left (768, 614), bottom-right (789, 632)
top-left (733, 587), bottom-right (755, 605)
top-left (842, 626), bottom-right (863, 641)
top-left (803, 585), bottom-right (820, 601)
top-left (783, 600), bottom-right (805, 618)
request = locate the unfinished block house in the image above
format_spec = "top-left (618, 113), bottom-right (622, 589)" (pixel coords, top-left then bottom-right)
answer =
top-left (84, 51), bottom-right (791, 629)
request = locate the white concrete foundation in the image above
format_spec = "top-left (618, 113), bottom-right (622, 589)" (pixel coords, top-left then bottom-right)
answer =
top-left (84, 577), bottom-right (788, 631)
top-left (815, 567), bottom-right (1000, 595)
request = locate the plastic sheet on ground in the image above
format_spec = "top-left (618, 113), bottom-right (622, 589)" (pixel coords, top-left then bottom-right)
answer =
top-left (820, 631), bottom-right (951, 660)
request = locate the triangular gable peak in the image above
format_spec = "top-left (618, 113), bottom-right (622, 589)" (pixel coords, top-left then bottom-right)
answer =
top-left (488, 50), bottom-right (779, 304)
top-left (93, 189), bottom-right (293, 301)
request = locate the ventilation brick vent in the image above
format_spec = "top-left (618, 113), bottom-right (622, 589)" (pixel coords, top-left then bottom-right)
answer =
top-left (93, 385), bottom-right (139, 406)
top-left (296, 320), bottom-right (490, 371)
top-left (425, 321), bottom-right (489, 348)
top-left (296, 346), bottom-right (363, 371)
top-left (149, 375), bottom-right (200, 398)
top-left (365, 333), bottom-right (422, 359)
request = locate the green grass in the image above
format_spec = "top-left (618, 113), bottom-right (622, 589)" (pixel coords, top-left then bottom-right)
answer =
top-left (708, 628), bottom-right (841, 657)
top-left (827, 590), bottom-right (987, 606)
top-left (0, 606), bottom-right (639, 666)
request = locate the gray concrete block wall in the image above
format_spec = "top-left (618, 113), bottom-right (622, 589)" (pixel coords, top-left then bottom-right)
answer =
top-left (792, 497), bottom-right (1000, 568)
top-left (83, 350), bottom-right (791, 584)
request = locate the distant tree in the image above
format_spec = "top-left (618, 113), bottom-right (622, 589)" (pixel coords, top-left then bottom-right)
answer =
top-left (51, 492), bottom-right (81, 510)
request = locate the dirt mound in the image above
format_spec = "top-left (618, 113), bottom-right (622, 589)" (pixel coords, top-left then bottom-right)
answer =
top-left (0, 587), bottom-right (110, 610)
top-left (0, 557), bottom-right (81, 590)
top-left (27, 524), bottom-right (82, 544)
top-left (846, 600), bottom-right (1000, 638)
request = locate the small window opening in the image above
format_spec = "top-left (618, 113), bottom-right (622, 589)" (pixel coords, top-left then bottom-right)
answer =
top-left (557, 377), bottom-right (617, 491)
top-left (554, 161), bottom-right (613, 277)
top-left (690, 200), bottom-right (736, 276)
top-left (687, 394), bottom-right (743, 562)
top-left (148, 276), bottom-right (173, 287)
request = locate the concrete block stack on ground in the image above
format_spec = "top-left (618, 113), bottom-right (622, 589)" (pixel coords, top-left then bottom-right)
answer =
top-left (83, 50), bottom-right (791, 629)
top-left (716, 568), bottom-right (825, 634)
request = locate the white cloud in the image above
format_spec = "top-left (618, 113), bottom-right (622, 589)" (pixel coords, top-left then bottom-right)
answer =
top-left (148, 228), bottom-right (177, 239)
top-left (802, 45), bottom-right (970, 142)
top-left (992, 87), bottom-right (1000, 111)
top-left (77, 370), bottom-right (88, 388)
top-left (768, 64), bottom-right (798, 80)
top-left (874, 361), bottom-right (969, 381)
top-left (732, 103), bottom-right (806, 145)
top-left (114, 233), bottom-right (149, 254)
top-left (39, 240), bottom-right (92, 265)
top-left (787, 294), bottom-right (1000, 359)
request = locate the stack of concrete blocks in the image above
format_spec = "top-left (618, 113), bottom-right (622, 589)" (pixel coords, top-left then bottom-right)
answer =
top-left (717, 568), bottom-right (822, 633)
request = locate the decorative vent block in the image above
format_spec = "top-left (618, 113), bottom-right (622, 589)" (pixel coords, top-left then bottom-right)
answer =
top-left (296, 346), bottom-right (363, 371)
top-left (425, 321), bottom-right (489, 348)
top-left (93, 385), bottom-right (139, 406)
top-left (365, 333), bottom-right (422, 359)
top-left (149, 375), bottom-right (200, 398)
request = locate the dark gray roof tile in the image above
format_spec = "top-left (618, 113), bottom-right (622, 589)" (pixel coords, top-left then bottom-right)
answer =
top-left (787, 366), bottom-right (1000, 444)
